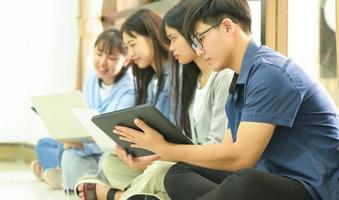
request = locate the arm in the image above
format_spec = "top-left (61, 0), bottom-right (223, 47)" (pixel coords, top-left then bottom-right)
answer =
top-left (114, 88), bottom-right (135, 111)
top-left (115, 119), bottom-right (275, 171)
top-left (116, 64), bottom-right (298, 171)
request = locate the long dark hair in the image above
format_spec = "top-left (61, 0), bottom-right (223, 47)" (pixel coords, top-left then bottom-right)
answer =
top-left (121, 9), bottom-right (169, 105)
top-left (160, 0), bottom-right (200, 138)
top-left (94, 28), bottom-right (128, 86)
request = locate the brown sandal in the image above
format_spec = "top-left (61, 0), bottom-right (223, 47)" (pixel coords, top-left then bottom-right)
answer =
top-left (77, 183), bottom-right (97, 200)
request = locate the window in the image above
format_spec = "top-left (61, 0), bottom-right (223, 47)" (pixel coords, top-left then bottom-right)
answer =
top-left (288, 0), bottom-right (338, 107)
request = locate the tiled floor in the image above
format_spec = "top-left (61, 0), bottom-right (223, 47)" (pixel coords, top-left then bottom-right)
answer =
top-left (0, 161), bottom-right (76, 200)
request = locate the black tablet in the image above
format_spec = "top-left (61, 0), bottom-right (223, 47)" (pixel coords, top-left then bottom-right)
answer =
top-left (91, 104), bottom-right (193, 157)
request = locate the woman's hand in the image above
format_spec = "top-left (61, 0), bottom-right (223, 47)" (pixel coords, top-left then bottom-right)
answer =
top-left (115, 145), bottom-right (159, 171)
top-left (113, 118), bottom-right (168, 155)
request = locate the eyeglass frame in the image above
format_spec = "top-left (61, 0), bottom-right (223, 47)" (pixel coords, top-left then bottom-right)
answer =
top-left (191, 22), bottom-right (221, 51)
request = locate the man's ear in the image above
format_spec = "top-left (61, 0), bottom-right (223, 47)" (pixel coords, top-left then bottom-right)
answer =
top-left (221, 18), bottom-right (235, 34)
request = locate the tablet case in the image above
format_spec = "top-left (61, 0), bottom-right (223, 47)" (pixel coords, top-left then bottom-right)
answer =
top-left (91, 104), bottom-right (192, 157)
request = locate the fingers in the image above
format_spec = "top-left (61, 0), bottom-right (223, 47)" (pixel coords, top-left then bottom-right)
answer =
top-left (119, 136), bottom-right (135, 143)
top-left (130, 144), bottom-right (142, 149)
top-left (137, 154), bottom-right (160, 162)
top-left (114, 126), bottom-right (141, 140)
top-left (134, 118), bottom-right (151, 132)
top-left (115, 144), bottom-right (123, 151)
top-left (116, 147), bottom-right (129, 162)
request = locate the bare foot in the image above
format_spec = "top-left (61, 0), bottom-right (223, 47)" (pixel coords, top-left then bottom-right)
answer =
top-left (114, 191), bottom-right (123, 200)
top-left (30, 160), bottom-right (43, 180)
top-left (77, 183), bottom-right (119, 200)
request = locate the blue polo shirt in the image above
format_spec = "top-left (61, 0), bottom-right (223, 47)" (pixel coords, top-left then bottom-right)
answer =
top-left (226, 40), bottom-right (339, 200)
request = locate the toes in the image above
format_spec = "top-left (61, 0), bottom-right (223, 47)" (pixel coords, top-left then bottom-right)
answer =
top-left (77, 183), bottom-right (84, 192)
top-left (79, 192), bottom-right (84, 198)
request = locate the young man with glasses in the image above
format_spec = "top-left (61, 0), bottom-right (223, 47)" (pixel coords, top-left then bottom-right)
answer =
top-left (115, 0), bottom-right (339, 199)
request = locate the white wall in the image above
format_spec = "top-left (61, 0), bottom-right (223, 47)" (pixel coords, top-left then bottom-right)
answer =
top-left (0, 1), bottom-right (262, 145)
top-left (0, 0), bottom-right (79, 144)
top-left (249, 1), bottom-right (262, 44)
top-left (288, 0), bottom-right (320, 80)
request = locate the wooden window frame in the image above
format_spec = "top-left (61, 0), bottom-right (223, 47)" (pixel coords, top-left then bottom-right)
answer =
top-left (263, 0), bottom-right (288, 56)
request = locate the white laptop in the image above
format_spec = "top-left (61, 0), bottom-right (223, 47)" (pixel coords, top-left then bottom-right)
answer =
top-left (72, 108), bottom-right (116, 152)
top-left (31, 91), bottom-right (91, 142)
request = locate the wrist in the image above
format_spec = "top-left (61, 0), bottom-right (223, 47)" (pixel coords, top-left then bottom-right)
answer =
top-left (155, 141), bottom-right (171, 160)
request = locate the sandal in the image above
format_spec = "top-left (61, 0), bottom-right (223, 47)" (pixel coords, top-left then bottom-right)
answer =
top-left (75, 178), bottom-right (108, 200)
top-left (82, 183), bottom-right (97, 200)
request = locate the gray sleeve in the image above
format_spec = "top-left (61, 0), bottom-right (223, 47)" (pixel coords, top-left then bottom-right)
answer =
top-left (207, 69), bottom-right (234, 144)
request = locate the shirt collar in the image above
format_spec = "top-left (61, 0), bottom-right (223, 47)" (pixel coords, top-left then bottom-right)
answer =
top-left (236, 40), bottom-right (261, 85)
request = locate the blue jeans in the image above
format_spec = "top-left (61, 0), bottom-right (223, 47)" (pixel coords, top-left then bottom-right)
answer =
top-left (61, 149), bottom-right (101, 191)
top-left (35, 137), bottom-right (64, 170)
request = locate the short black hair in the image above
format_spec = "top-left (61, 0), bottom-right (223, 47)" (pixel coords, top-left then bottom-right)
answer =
top-left (183, 0), bottom-right (252, 39)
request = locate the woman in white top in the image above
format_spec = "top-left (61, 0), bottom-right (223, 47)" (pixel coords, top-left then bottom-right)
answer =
top-left (165, 3), bottom-right (234, 145)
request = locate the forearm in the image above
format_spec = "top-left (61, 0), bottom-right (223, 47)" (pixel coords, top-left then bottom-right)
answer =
top-left (155, 142), bottom-right (252, 171)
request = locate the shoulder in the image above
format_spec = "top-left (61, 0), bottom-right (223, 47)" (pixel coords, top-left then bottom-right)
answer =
top-left (215, 69), bottom-right (234, 82)
top-left (245, 61), bottom-right (303, 104)
top-left (211, 69), bottom-right (234, 90)
top-left (249, 50), bottom-right (299, 91)
top-left (119, 69), bottom-right (134, 85)
top-left (84, 68), bottom-right (99, 88)
top-left (85, 68), bottom-right (97, 81)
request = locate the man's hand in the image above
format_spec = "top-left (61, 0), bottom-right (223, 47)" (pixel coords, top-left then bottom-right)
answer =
top-left (113, 118), bottom-right (168, 154)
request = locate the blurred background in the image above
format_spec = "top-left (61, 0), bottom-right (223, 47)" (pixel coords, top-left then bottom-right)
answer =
top-left (0, 0), bottom-right (337, 199)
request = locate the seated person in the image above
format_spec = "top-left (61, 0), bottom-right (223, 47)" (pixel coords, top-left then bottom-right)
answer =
top-left (31, 28), bottom-right (135, 194)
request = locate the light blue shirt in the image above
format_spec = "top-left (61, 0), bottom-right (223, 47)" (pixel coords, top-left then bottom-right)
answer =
top-left (77, 68), bottom-right (136, 156)
top-left (83, 68), bottom-right (135, 113)
top-left (146, 63), bottom-right (173, 122)
top-left (226, 40), bottom-right (339, 200)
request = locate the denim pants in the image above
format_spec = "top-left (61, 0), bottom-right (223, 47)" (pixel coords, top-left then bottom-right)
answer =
top-left (35, 137), bottom-right (64, 170)
top-left (35, 137), bottom-right (102, 191)
top-left (61, 149), bottom-right (101, 191)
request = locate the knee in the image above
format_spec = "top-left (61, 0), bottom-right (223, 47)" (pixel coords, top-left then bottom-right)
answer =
top-left (61, 150), bottom-right (87, 172)
top-left (61, 149), bottom-right (79, 162)
top-left (61, 150), bottom-right (75, 169)
top-left (164, 163), bottom-right (190, 196)
top-left (101, 153), bottom-right (113, 175)
top-left (141, 162), bottom-right (173, 183)
top-left (222, 168), bottom-right (260, 194)
top-left (146, 162), bottom-right (172, 175)
top-left (36, 137), bottom-right (54, 150)
top-left (164, 165), bottom-right (176, 197)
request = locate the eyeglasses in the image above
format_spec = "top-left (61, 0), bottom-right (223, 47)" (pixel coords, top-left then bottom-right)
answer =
top-left (191, 22), bottom-right (221, 51)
